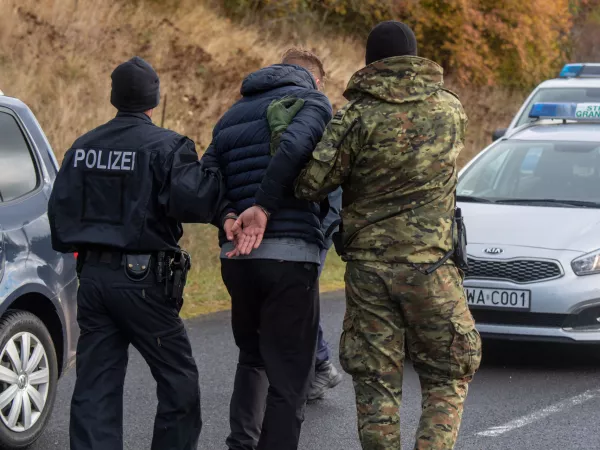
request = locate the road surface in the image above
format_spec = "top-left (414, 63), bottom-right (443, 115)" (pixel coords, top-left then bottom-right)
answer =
top-left (32, 292), bottom-right (600, 449)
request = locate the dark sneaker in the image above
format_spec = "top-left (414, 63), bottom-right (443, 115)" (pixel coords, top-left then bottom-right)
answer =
top-left (307, 360), bottom-right (343, 401)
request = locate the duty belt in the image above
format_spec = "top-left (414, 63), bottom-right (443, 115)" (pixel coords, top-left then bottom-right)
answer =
top-left (80, 249), bottom-right (192, 311)
top-left (83, 250), bottom-right (124, 267)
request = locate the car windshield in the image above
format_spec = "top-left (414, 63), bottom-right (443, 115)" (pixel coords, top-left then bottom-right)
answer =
top-left (516, 87), bottom-right (600, 126)
top-left (457, 140), bottom-right (600, 207)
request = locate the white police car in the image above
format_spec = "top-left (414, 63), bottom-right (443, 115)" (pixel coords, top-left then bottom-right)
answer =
top-left (492, 63), bottom-right (600, 140)
top-left (458, 102), bottom-right (600, 343)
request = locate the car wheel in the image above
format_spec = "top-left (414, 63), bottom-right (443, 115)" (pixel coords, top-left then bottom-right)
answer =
top-left (0, 311), bottom-right (58, 449)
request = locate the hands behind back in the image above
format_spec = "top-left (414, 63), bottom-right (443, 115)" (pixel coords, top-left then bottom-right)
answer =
top-left (225, 206), bottom-right (269, 258)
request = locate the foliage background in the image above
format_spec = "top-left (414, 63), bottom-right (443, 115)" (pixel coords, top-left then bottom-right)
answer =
top-left (223, 0), bottom-right (577, 88)
top-left (1, 0), bottom-right (599, 316)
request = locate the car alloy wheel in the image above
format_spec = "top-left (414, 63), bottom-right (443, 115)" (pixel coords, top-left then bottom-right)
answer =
top-left (0, 332), bottom-right (49, 432)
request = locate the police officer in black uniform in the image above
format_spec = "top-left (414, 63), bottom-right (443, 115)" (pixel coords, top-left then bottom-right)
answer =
top-left (48, 56), bottom-right (229, 450)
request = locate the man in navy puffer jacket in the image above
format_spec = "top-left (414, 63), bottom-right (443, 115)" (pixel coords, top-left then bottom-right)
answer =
top-left (202, 49), bottom-right (333, 450)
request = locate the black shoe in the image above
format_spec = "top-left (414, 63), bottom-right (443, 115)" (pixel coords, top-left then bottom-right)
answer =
top-left (307, 360), bottom-right (343, 401)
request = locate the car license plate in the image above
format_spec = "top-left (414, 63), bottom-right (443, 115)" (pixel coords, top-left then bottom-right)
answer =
top-left (465, 287), bottom-right (531, 311)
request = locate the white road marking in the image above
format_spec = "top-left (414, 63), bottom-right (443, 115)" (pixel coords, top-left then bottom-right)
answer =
top-left (477, 388), bottom-right (600, 437)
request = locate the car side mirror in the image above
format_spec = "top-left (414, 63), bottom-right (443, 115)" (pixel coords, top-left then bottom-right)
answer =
top-left (492, 128), bottom-right (507, 141)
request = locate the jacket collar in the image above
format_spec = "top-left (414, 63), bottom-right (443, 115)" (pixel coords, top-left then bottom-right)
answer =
top-left (241, 64), bottom-right (317, 96)
top-left (344, 56), bottom-right (444, 104)
top-left (115, 111), bottom-right (154, 124)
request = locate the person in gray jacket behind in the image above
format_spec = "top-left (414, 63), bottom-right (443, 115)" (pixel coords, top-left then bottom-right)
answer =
top-left (308, 186), bottom-right (344, 401)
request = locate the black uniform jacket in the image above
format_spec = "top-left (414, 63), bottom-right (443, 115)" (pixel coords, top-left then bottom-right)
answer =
top-left (48, 112), bottom-right (228, 253)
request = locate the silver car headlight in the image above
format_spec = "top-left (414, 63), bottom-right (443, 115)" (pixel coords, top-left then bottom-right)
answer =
top-left (572, 250), bottom-right (600, 276)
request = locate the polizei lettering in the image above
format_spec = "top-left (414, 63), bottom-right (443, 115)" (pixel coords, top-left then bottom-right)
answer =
top-left (73, 149), bottom-right (136, 171)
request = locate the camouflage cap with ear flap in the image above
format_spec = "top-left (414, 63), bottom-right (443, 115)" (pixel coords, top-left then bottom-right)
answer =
top-left (267, 96), bottom-right (305, 156)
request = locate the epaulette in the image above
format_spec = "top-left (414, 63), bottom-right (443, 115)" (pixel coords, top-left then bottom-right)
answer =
top-left (331, 98), bottom-right (359, 125)
top-left (441, 88), bottom-right (461, 101)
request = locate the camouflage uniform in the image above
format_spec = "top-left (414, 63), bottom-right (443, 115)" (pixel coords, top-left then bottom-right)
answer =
top-left (294, 56), bottom-right (482, 449)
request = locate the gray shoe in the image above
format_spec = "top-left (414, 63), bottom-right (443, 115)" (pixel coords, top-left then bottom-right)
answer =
top-left (308, 361), bottom-right (343, 401)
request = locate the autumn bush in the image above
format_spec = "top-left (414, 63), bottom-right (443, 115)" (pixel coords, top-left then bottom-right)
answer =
top-left (572, 0), bottom-right (600, 61)
top-left (223, 0), bottom-right (576, 88)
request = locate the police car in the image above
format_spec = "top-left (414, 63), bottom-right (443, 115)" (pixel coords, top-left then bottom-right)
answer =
top-left (457, 102), bottom-right (600, 343)
top-left (0, 90), bottom-right (78, 447)
top-left (492, 63), bottom-right (600, 140)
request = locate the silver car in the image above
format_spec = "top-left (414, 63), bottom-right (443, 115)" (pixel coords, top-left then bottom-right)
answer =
top-left (0, 92), bottom-right (78, 447)
top-left (457, 102), bottom-right (600, 343)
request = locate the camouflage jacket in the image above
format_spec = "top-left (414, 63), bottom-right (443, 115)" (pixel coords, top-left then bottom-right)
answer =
top-left (294, 56), bottom-right (468, 264)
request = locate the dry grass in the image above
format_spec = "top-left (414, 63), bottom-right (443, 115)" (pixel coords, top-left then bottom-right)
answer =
top-left (0, 0), bottom-right (527, 316)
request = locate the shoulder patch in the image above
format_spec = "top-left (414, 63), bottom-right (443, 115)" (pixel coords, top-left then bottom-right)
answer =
top-left (331, 99), bottom-right (359, 125)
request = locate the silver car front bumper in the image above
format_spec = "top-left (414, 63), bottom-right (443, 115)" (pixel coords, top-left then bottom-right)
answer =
top-left (476, 323), bottom-right (600, 343)
top-left (464, 245), bottom-right (600, 344)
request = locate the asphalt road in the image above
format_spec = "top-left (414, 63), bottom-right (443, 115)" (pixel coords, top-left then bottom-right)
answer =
top-left (32, 292), bottom-right (600, 450)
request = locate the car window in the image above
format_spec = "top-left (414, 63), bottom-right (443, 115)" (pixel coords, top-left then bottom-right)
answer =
top-left (458, 140), bottom-right (600, 203)
top-left (0, 112), bottom-right (39, 202)
top-left (457, 146), bottom-right (510, 196)
top-left (516, 87), bottom-right (600, 126)
top-left (519, 147), bottom-right (543, 174)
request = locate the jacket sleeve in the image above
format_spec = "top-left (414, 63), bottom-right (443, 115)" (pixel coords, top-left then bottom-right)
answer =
top-left (48, 148), bottom-right (77, 253)
top-left (321, 187), bottom-right (342, 232)
top-left (321, 186), bottom-right (343, 249)
top-left (295, 103), bottom-right (362, 203)
top-left (200, 141), bottom-right (237, 228)
top-left (160, 137), bottom-right (227, 224)
top-left (255, 91), bottom-right (332, 213)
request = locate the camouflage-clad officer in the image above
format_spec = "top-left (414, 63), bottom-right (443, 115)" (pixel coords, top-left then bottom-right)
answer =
top-left (294, 21), bottom-right (482, 450)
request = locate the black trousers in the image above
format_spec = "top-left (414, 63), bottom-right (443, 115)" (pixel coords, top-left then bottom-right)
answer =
top-left (70, 260), bottom-right (202, 450)
top-left (221, 259), bottom-right (320, 450)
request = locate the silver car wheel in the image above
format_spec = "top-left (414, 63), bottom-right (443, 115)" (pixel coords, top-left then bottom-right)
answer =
top-left (0, 332), bottom-right (49, 432)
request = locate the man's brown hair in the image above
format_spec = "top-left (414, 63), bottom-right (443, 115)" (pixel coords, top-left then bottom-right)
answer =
top-left (281, 47), bottom-right (326, 82)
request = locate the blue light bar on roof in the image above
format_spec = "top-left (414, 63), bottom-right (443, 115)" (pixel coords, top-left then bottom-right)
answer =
top-left (560, 64), bottom-right (583, 78)
top-left (529, 103), bottom-right (577, 118)
top-left (529, 102), bottom-right (600, 119)
top-left (559, 63), bottom-right (600, 78)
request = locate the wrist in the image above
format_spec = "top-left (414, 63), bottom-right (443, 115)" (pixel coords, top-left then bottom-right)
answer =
top-left (222, 212), bottom-right (238, 228)
top-left (253, 204), bottom-right (271, 220)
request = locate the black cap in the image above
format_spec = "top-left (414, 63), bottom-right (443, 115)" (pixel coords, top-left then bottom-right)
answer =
top-left (366, 21), bottom-right (418, 66)
top-left (110, 56), bottom-right (160, 113)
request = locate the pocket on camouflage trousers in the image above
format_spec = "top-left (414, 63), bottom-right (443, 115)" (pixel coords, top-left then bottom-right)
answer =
top-left (449, 310), bottom-right (482, 380)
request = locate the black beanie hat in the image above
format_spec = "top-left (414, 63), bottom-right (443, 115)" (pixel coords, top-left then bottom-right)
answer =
top-left (366, 21), bottom-right (418, 65)
top-left (110, 56), bottom-right (160, 113)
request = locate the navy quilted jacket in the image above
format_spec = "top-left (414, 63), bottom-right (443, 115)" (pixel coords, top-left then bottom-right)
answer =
top-left (202, 64), bottom-right (333, 247)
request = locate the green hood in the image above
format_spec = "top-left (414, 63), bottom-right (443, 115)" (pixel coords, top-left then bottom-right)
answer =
top-left (344, 56), bottom-right (444, 104)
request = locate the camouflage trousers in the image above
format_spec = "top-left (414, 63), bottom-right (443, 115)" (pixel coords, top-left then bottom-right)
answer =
top-left (340, 262), bottom-right (482, 450)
